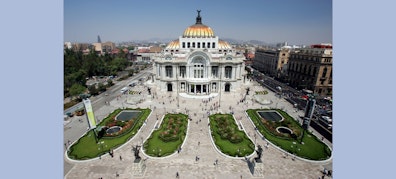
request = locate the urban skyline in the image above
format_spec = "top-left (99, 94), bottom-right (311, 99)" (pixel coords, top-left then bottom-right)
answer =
top-left (64, 0), bottom-right (332, 45)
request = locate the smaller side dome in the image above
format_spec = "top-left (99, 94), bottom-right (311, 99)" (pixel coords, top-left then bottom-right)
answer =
top-left (218, 40), bottom-right (231, 50)
top-left (165, 40), bottom-right (179, 50)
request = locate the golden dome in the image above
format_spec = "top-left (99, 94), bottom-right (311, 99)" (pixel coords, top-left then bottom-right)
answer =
top-left (182, 10), bottom-right (215, 38)
top-left (183, 24), bottom-right (215, 38)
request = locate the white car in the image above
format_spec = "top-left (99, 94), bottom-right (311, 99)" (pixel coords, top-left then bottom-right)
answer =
top-left (321, 116), bottom-right (332, 123)
top-left (120, 87), bottom-right (129, 93)
top-left (320, 116), bottom-right (332, 129)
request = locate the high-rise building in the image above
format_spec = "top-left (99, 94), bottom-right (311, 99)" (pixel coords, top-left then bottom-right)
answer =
top-left (151, 11), bottom-right (246, 95)
top-left (97, 35), bottom-right (102, 43)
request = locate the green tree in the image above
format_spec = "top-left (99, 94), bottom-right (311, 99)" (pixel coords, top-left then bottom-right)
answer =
top-left (128, 69), bottom-right (134, 77)
top-left (88, 84), bottom-right (99, 96)
top-left (69, 84), bottom-right (86, 100)
top-left (106, 79), bottom-right (114, 87)
top-left (98, 83), bottom-right (106, 92)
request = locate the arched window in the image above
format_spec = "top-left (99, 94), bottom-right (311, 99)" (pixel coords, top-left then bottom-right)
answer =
top-left (165, 66), bottom-right (173, 78)
top-left (303, 65), bottom-right (307, 74)
top-left (180, 66), bottom-right (186, 78)
top-left (225, 83), bottom-right (231, 92)
top-left (313, 66), bottom-right (317, 76)
top-left (192, 57), bottom-right (206, 78)
top-left (322, 67), bottom-right (327, 77)
top-left (225, 66), bottom-right (232, 79)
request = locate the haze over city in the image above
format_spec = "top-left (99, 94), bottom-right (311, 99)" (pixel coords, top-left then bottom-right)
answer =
top-left (64, 0), bottom-right (332, 45)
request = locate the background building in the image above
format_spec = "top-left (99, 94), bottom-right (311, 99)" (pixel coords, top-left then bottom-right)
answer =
top-left (287, 44), bottom-right (332, 97)
top-left (252, 47), bottom-right (291, 79)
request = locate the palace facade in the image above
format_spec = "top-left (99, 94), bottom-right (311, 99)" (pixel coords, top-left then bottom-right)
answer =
top-left (152, 11), bottom-right (246, 96)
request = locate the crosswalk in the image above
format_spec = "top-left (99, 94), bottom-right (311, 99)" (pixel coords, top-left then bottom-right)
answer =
top-left (128, 85), bottom-right (147, 95)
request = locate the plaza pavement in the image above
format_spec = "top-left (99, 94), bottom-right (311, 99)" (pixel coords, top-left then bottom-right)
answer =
top-left (64, 79), bottom-right (332, 179)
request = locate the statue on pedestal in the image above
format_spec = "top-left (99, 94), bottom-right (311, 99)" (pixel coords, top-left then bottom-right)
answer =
top-left (132, 145), bottom-right (141, 162)
top-left (254, 145), bottom-right (263, 162)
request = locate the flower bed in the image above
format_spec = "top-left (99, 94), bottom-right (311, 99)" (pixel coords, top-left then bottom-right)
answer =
top-left (247, 109), bottom-right (331, 160)
top-left (209, 114), bottom-right (254, 157)
top-left (67, 108), bottom-right (151, 160)
top-left (144, 113), bottom-right (188, 157)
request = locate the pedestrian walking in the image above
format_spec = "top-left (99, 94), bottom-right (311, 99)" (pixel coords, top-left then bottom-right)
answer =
top-left (119, 155), bottom-right (122, 160)
top-left (176, 172), bottom-right (179, 178)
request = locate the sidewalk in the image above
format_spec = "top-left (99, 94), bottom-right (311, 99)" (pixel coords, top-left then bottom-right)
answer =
top-left (64, 80), bottom-right (332, 179)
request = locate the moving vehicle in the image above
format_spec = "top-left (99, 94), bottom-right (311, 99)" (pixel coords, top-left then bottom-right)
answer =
top-left (120, 87), bottom-right (129, 93)
top-left (129, 82), bottom-right (137, 87)
top-left (319, 116), bottom-right (332, 129)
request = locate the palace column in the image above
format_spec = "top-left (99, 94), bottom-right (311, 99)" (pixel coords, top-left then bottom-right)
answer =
top-left (233, 66), bottom-right (236, 80)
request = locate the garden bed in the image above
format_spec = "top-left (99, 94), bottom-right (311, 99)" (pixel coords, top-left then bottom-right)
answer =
top-left (143, 113), bottom-right (188, 157)
top-left (209, 114), bottom-right (254, 157)
top-left (67, 108), bottom-right (150, 160)
top-left (247, 109), bottom-right (331, 160)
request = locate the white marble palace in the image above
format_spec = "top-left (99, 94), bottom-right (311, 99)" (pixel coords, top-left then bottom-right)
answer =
top-left (152, 11), bottom-right (246, 96)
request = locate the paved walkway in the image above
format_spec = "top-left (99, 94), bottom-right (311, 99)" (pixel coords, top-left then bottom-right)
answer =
top-left (64, 80), bottom-right (332, 179)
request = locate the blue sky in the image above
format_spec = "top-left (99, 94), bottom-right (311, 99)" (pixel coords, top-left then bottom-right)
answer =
top-left (64, 0), bottom-right (332, 45)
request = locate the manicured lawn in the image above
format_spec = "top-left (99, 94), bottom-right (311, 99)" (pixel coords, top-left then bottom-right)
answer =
top-left (209, 114), bottom-right (254, 157)
top-left (143, 113), bottom-right (188, 157)
top-left (67, 108), bottom-right (151, 160)
top-left (247, 109), bottom-right (331, 160)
